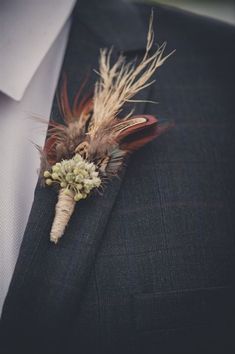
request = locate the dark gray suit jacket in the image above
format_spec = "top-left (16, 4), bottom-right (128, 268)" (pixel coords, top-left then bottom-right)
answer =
top-left (1, 1), bottom-right (235, 353)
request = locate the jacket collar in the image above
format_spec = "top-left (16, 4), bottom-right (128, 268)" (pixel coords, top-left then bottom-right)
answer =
top-left (75, 0), bottom-right (148, 51)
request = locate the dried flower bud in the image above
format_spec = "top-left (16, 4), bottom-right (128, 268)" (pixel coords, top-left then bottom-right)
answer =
top-left (44, 171), bottom-right (51, 178)
top-left (45, 178), bottom-right (53, 186)
top-left (43, 153), bottom-right (101, 201)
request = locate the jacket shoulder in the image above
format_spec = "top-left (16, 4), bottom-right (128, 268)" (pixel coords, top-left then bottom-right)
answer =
top-left (134, 1), bottom-right (235, 47)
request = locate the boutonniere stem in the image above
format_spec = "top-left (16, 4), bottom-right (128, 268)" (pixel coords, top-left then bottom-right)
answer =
top-left (43, 154), bottom-right (101, 243)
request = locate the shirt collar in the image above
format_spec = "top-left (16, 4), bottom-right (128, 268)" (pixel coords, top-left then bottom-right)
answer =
top-left (0, 0), bottom-right (76, 101)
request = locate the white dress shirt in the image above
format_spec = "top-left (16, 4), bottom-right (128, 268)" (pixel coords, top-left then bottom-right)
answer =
top-left (0, 0), bottom-right (76, 316)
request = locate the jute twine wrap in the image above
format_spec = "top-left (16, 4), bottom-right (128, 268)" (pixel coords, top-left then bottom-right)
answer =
top-left (50, 189), bottom-right (76, 244)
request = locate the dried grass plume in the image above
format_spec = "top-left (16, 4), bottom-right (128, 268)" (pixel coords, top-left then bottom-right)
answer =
top-left (91, 11), bottom-right (175, 139)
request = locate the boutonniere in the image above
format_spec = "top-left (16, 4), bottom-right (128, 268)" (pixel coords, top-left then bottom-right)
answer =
top-left (37, 14), bottom-right (175, 244)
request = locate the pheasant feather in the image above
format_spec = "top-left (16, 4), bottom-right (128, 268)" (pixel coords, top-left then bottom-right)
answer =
top-left (38, 13), bottom-right (175, 243)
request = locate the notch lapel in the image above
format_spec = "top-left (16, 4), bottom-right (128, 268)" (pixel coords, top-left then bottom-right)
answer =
top-left (1, 0), bottom-right (151, 347)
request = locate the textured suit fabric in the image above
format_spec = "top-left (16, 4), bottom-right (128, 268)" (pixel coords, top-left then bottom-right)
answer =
top-left (1, 1), bottom-right (235, 353)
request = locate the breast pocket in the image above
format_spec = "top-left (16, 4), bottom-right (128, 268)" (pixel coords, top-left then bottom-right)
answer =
top-left (131, 287), bottom-right (235, 354)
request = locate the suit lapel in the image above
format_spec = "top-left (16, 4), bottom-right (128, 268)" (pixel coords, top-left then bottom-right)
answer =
top-left (1, 0), bottom-right (150, 343)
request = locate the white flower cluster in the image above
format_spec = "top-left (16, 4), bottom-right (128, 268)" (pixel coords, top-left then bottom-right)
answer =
top-left (44, 154), bottom-right (101, 202)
